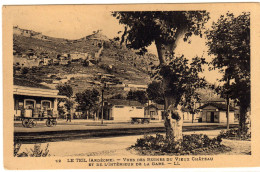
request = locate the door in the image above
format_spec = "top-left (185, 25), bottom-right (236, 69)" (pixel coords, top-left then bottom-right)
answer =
top-left (210, 112), bottom-right (215, 123)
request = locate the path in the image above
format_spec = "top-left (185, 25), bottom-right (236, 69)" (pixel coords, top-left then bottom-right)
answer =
top-left (16, 129), bottom-right (251, 156)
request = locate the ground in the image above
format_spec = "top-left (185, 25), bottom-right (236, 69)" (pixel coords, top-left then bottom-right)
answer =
top-left (221, 139), bottom-right (251, 155)
top-left (16, 129), bottom-right (251, 156)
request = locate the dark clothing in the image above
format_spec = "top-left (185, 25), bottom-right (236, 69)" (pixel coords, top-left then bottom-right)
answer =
top-left (66, 113), bottom-right (71, 122)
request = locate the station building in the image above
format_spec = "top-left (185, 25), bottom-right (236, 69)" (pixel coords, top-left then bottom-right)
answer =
top-left (13, 78), bottom-right (65, 119)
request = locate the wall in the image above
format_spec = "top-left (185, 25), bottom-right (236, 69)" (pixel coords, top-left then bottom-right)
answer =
top-left (182, 112), bottom-right (200, 122)
top-left (202, 111), bottom-right (207, 122)
top-left (201, 109), bottom-right (235, 123)
top-left (145, 107), bottom-right (164, 121)
top-left (111, 105), bottom-right (144, 122)
top-left (219, 111), bottom-right (235, 123)
top-left (183, 112), bottom-right (190, 121)
top-left (157, 110), bottom-right (164, 121)
top-left (201, 105), bottom-right (218, 123)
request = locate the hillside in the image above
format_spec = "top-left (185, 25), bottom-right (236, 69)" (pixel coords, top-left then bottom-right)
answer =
top-left (13, 26), bottom-right (158, 96)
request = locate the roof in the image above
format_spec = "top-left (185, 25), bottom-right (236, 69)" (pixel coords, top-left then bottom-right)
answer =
top-left (13, 78), bottom-right (66, 98)
top-left (13, 85), bottom-right (66, 98)
top-left (145, 104), bottom-right (164, 110)
top-left (14, 78), bottom-right (52, 90)
top-left (198, 103), bottom-right (237, 111)
top-left (107, 99), bottom-right (144, 107)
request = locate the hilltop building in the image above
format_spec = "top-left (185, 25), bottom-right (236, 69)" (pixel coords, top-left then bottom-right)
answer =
top-left (70, 52), bottom-right (89, 61)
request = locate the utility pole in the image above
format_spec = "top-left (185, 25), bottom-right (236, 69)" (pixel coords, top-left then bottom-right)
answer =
top-left (101, 83), bottom-right (107, 125)
top-left (101, 88), bottom-right (104, 125)
top-left (147, 99), bottom-right (150, 118)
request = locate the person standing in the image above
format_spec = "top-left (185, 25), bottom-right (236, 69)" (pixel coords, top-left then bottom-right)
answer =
top-left (66, 112), bottom-right (71, 122)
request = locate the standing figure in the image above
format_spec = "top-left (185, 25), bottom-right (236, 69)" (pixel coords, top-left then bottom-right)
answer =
top-left (66, 112), bottom-right (71, 122)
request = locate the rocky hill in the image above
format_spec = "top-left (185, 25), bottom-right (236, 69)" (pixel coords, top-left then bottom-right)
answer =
top-left (13, 26), bottom-right (158, 97)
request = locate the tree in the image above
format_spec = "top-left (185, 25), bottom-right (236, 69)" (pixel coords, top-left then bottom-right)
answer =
top-left (113, 11), bottom-right (210, 141)
top-left (153, 55), bottom-right (207, 139)
top-left (206, 12), bottom-right (250, 132)
top-left (56, 84), bottom-right (73, 98)
top-left (75, 89), bottom-right (100, 119)
top-left (56, 84), bottom-right (74, 119)
top-left (147, 81), bottom-right (165, 105)
top-left (127, 90), bottom-right (148, 104)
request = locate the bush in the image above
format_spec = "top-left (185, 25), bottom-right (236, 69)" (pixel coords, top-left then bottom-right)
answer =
top-left (132, 134), bottom-right (224, 155)
top-left (21, 67), bottom-right (29, 74)
top-left (218, 128), bottom-right (251, 141)
top-left (14, 143), bottom-right (50, 157)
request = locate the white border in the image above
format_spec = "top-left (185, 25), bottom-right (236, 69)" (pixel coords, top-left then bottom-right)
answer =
top-left (1, 1), bottom-right (260, 172)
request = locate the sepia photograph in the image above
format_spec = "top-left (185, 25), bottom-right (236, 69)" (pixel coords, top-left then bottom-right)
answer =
top-left (2, 3), bottom-right (260, 170)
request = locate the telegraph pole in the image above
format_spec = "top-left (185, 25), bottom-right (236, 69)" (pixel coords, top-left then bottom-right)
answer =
top-left (101, 88), bottom-right (104, 125)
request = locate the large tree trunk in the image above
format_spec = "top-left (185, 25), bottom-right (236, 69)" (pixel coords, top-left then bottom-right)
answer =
top-left (155, 28), bottom-right (186, 142)
top-left (163, 80), bottom-right (183, 142)
top-left (158, 47), bottom-right (183, 142)
top-left (239, 104), bottom-right (250, 133)
top-left (163, 96), bottom-right (176, 142)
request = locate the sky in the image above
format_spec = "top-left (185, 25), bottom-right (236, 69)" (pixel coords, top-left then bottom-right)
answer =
top-left (11, 7), bottom-right (245, 84)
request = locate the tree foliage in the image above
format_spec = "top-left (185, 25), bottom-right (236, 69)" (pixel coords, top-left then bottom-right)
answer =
top-left (112, 11), bottom-right (210, 64)
top-left (64, 99), bottom-right (74, 111)
top-left (152, 55), bottom-right (207, 109)
top-left (127, 90), bottom-right (148, 104)
top-left (56, 84), bottom-right (73, 98)
top-left (113, 11), bottom-right (210, 109)
top-left (146, 81), bottom-right (165, 105)
top-left (56, 84), bottom-right (74, 113)
top-left (206, 12), bottom-right (250, 130)
top-left (75, 88), bottom-right (100, 113)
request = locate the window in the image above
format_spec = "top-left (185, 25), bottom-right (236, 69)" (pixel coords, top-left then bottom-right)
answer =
top-left (150, 111), bottom-right (156, 116)
top-left (24, 99), bottom-right (36, 109)
top-left (41, 100), bottom-right (52, 110)
top-left (136, 107), bottom-right (143, 109)
top-left (18, 102), bottom-right (24, 110)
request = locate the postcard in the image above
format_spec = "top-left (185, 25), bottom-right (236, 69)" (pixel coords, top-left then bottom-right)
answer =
top-left (3, 3), bottom-right (260, 169)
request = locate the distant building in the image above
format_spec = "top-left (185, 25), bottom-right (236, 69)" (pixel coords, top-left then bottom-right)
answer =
top-left (70, 52), bottom-right (88, 61)
top-left (13, 56), bottom-right (41, 68)
top-left (43, 57), bottom-right (51, 66)
top-left (51, 59), bottom-right (60, 65)
top-left (123, 84), bottom-right (148, 91)
top-left (59, 60), bottom-right (69, 65)
top-left (198, 103), bottom-right (237, 123)
top-left (13, 78), bottom-right (65, 119)
top-left (144, 104), bottom-right (164, 121)
top-left (103, 99), bottom-right (145, 122)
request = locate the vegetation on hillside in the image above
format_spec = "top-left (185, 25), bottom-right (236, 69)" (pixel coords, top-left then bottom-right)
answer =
top-left (13, 27), bottom-right (156, 95)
